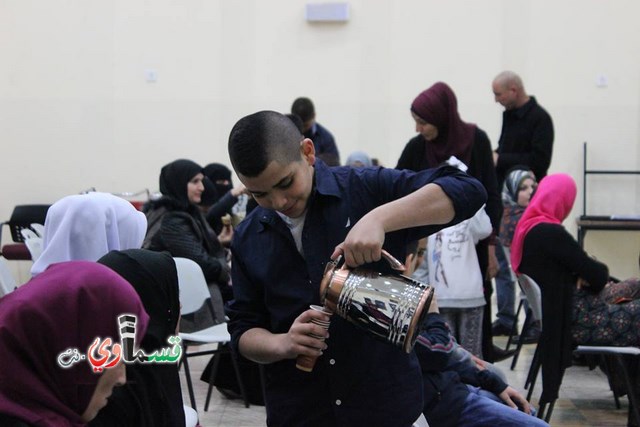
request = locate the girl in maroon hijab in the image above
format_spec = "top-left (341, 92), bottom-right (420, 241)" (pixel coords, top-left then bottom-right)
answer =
top-left (396, 81), bottom-right (504, 361)
top-left (511, 173), bottom-right (640, 407)
top-left (0, 261), bottom-right (149, 427)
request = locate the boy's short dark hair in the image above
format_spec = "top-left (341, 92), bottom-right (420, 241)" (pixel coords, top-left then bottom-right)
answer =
top-left (285, 113), bottom-right (304, 133)
top-left (228, 110), bottom-right (304, 177)
top-left (291, 97), bottom-right (315, 123)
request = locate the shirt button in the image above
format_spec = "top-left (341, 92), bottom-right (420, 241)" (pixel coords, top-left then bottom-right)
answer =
top-left (335, 399), bottom-right (342, 406)
top-left (329, 358), bottom-right (336, 365)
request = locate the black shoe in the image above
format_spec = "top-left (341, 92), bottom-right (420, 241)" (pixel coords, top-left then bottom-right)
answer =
top-left (492, 345), bottom-right (516, 362)
top-left (492, 321), bottom-right (516, 337)
top-left (512, 327), bottom-right (540, 345)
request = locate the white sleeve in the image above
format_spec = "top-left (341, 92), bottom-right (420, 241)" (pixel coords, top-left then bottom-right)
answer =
top-left (468, 205), bottom-right (492, 244)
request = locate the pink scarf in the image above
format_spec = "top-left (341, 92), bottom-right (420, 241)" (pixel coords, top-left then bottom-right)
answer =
top-left (510, 174), bottom-right (577, 273)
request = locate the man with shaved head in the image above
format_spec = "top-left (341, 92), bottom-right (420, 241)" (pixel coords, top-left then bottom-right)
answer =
top-left (491, 71), bottom-right (554, 187)
top-left (491, 71), bottom-right (554, 340)
top-left (226, 110), bottom-right (488, 426)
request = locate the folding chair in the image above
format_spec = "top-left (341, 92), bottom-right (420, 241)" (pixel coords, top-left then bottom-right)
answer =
top-left (573, 345), bottom-right (640, 426)
top-left (0, 205), bottom-right (50, 261)
top-left (174, 257), bottom-right (249, 411)
top-left (510, 273), bottom-right (543, 371)
top-left (521, 274), bottom-right (640, 424)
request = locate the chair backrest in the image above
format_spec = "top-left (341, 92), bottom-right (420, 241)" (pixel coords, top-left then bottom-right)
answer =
top-left (173, 257), bottom-right (212, 316)
top-left (20, 229), bottom-right (44, 262)
top-left (517, 273), bottom-right (542, 322)
top-left (30, 223), bottom-right (45, 237)
top-left (6, 205), bottom-right (50, 243)
top-left (502, 246), bottom-right (518, 283)
top-left (0, 257), bottom-right (18, 297)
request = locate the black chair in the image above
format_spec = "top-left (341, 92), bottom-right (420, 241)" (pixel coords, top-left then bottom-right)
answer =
top-left (520, 274), bottom-right (639, 425)
top-left (572, 346), bottom-right (640, 426)
top-left (0, 205), bottom-right (50, 261)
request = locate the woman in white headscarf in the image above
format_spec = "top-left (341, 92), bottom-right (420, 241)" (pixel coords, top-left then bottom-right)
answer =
top-left (30, 192), bottom-right (147, 276)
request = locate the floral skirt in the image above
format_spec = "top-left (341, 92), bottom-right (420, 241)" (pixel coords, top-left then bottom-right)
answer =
top-left (572, 278), bottom-right (640, 346)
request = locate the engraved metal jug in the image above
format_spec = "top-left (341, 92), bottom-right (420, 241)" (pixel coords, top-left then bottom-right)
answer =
top-left (319, 250), bottom-right (434, 353)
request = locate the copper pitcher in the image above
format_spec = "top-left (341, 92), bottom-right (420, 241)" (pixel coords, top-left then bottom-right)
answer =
top-left (319, 250), bottom-right (434, 353)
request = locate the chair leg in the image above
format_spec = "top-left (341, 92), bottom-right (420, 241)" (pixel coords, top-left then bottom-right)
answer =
top-left (204, 353), bottom-right (222, 412)
top-left (600, 355), bottom-right (622, 409)
top-left (506, 299), bottom-right (524, 351)
top-left (537, 401), bottom-right (547, 419)
top-left (544, 400), bottom-right (556, 423)
top-left (526, 343), bottom-right (541, 401)
top-left (511, 308), bottom-right (532, 370)
top-left (230, 351), bottom-right (250, 408)
top-left (612, 354), bottom-right (640, 427)
top-left (182, 349), bottom-right (197, 411)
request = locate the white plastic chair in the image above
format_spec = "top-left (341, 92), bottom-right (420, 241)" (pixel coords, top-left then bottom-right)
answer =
top-left (509, 272), bottom-right (543, 371)
top-left (412, 413), bottom-right (429, 427)
top-left (0, 257), bottom-right (18, 297)
top-left (174, 257), bottom-right (249, 411)
top-left (183, 404), bottom-right (198, 427)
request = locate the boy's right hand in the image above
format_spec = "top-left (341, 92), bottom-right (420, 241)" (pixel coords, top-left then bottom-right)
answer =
top-left (331, 218), bottom-right (386, 267)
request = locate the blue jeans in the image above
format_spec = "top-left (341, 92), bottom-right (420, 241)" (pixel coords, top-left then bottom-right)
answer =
top-left (457, 386), bottom-right (548, 426)
top-left (495, 242), bottom-right (517, 328)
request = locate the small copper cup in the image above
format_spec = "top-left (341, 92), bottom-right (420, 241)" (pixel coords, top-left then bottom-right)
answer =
top-left (295, 305), bottom-right (332, 372)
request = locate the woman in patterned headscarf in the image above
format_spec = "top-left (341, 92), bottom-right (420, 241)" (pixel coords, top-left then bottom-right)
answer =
top-left (499, 166), bottom-right (537, 248)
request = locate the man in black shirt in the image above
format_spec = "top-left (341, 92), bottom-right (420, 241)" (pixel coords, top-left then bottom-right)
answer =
top-left (491, 71), bottom-right (553, 339)
top-left (492, 71), bottom-right (554, 188)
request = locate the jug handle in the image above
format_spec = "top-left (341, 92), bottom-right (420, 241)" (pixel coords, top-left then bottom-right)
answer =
top-left (381, 249), bottom-right (406, 272)
top-left (332, 249), bottom-right (405, 272)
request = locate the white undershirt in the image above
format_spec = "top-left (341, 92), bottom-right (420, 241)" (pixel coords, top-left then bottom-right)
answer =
top-left (277, 211), bottom-right (307, 257)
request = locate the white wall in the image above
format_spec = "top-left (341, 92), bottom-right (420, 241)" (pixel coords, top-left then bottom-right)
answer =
top-left (1, 0), bottom-right (639, 278)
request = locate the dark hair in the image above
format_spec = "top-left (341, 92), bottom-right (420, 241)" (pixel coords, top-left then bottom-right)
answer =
top-left (228, 110), bottom-right (304, 177)
top-left (291, 97), bottom-right (315, 123)
top-left (286, 113), bottom-right (305, 133)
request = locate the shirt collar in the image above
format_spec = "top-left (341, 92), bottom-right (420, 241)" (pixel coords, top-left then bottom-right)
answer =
top-left (257, 159), bottom-right (341, 228)
top-left (512, 96), bottom-right (537, 119)
top-left (312, 158), bottom-right (341, 198)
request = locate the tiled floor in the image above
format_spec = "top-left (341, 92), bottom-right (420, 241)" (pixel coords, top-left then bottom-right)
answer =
top-left (180, 337), bottom-right (632, 426)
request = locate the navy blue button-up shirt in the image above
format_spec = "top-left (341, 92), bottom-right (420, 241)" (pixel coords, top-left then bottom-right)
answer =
top-left (227, 160), bottom-right (487, 427)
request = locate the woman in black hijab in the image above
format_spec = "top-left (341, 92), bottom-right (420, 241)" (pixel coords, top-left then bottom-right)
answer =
top-left (202, 163), bottom-right (248, 234)
top-left (143, 159), bottom-right (230, 330)
top-left (91, 249), bottom-right (185, 427)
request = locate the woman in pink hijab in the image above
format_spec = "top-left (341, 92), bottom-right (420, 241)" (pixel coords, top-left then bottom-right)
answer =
top-left (0, 261), bottom-right (149, 426)
top-left (510, 173), bottom-right (640, 407)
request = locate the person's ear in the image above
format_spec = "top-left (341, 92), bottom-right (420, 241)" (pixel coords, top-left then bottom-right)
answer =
top-left (301, 138), bottom-right (316, 166)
